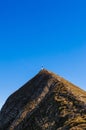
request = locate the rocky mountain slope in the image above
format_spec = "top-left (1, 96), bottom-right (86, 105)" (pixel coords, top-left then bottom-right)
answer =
top-left (0, 69), bottom-right (86, 130)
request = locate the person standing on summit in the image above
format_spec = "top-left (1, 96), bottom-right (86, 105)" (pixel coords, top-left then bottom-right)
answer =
top-left (41, 66), bottom-right (44, 70)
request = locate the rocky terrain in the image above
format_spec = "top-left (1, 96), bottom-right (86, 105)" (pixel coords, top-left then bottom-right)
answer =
top-left (0, 69), bottom-right (86, 130)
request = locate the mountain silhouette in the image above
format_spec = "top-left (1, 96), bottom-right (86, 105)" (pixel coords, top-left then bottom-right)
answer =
top-left (0, 69), bottom-right (86, 130)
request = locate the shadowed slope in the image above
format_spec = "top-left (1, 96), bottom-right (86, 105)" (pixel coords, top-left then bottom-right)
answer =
top-left (0, 69), bottom-right (86, 130)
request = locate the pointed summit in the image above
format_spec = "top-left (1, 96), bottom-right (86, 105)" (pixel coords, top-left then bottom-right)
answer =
top-left (0, 70), bottom-right (86, 130)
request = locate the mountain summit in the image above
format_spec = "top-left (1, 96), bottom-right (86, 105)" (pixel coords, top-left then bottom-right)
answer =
top-left (0, 69), bottom-right (86, 130)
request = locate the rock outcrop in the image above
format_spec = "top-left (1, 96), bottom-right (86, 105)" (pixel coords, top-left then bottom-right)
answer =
top-left (0, 69), bottom-right (86, 130)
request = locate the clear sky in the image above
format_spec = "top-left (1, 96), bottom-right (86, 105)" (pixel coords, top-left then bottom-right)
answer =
top-left (0, 0), bottom-right (86, 109)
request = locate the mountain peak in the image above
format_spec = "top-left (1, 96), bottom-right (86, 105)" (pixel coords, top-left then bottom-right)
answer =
top-left (38, 69), bottom-right (55, 75)
top-left (38, 69), bottom-right (62, 81)
top-left (0, 70), bottom-right (86, 130)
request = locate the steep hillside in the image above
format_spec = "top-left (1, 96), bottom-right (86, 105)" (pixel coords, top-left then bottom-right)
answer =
top-left (0, 69), bottom-right (86, 130)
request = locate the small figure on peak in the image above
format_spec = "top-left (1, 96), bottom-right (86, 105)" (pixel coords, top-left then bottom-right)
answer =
top-left (41, 66), bottom-right (44, 70)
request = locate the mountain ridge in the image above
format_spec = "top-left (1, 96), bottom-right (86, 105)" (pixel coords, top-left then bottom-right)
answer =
top-left (0, 69), bottom-right (86, 130)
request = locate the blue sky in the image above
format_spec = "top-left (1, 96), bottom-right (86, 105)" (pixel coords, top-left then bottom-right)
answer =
top-left (0, 0), bottom-right (86, 109)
